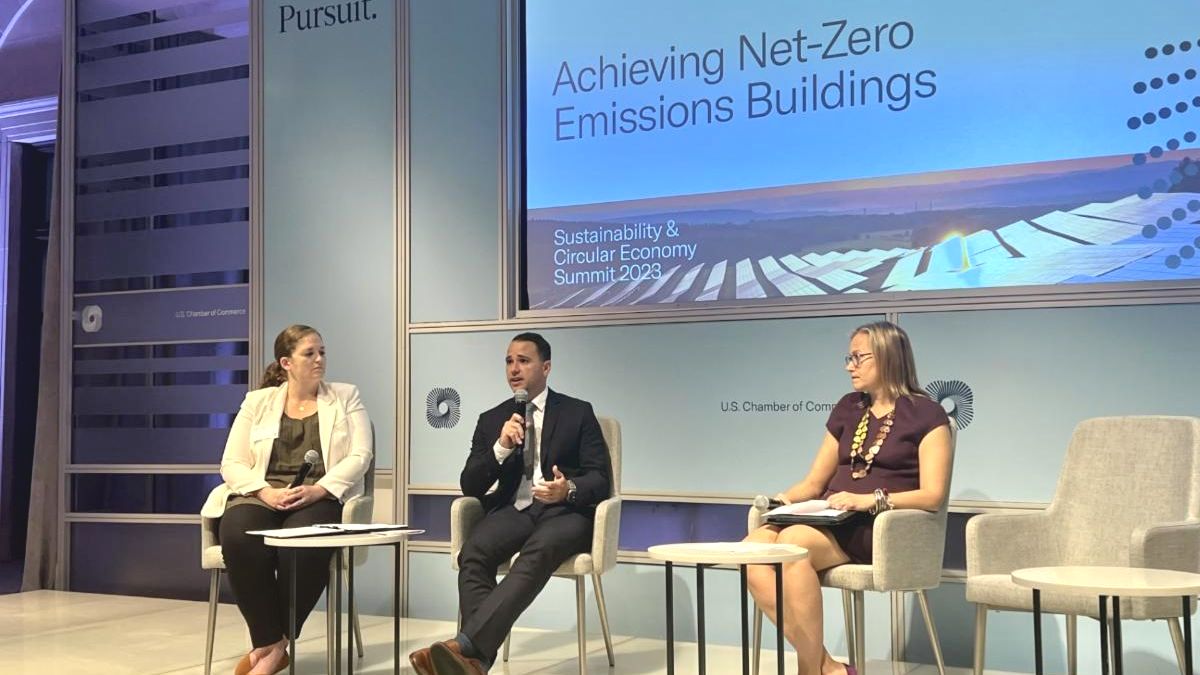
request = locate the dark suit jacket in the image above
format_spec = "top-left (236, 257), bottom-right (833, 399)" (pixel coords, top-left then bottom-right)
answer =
top-left (460, 389), bottom-right (611, 515)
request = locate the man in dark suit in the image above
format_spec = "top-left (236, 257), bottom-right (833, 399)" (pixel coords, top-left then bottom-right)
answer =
top-left (410, 332), bottom-right (611, 675)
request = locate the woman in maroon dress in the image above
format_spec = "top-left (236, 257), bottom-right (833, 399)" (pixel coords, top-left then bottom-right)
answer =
top-left (744, 321), bottom-right (952, 675)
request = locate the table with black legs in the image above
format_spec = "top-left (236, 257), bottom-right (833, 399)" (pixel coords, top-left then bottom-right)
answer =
top-left (264, 529), bottom-right (423, 675)
top-left (647, 542), bottom-right (809, 675)
top-left (1012, 566), bottom-right (1200, 675)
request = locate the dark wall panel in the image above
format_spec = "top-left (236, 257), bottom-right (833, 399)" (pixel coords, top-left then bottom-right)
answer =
top-left (70, 522), bottom-right (217, 601)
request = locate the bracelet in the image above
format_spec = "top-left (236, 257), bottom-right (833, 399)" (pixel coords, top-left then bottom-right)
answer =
top-left (870, 488), bottom-right (894, 515)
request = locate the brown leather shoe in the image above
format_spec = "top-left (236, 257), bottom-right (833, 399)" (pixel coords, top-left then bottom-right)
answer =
top-left (408, 646), bottom-right (435, 675)
top-left (440, 638), bottom-right (464, 656)
top-left (430, 640), bottom-right (487, 674)
top-left (410, 639), bottom-right (463, 675)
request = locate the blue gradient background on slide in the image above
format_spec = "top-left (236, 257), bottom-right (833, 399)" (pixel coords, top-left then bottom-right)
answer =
top-left (523, 0), bottom-right (1200, 308)
top-left (526, 1), bottom-right (1197, 207)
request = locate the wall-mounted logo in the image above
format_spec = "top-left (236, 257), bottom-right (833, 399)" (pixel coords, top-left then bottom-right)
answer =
top-left (80, 305), bottom-right (103, 333)
top-left (924, 379), bottom-right (974, 430)
top-left (426, 387), bottom-right (461, 429)
top-left (278, 1), bottom-right (379, 34)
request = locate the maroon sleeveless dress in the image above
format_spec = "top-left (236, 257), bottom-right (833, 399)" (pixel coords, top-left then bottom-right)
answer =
top-left (821, 392), bottom-right (949, 563)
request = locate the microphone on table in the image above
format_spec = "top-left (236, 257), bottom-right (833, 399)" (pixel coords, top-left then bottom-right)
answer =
top-left (289, 449), bottom-right (321, 488)
top-left (512, 388), bottom-right (529, 454)
top-left (753, 495), bottom-right (786, 511)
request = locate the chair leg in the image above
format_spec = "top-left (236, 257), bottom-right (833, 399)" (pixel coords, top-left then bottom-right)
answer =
top-left (916, 590), bottom-right (946, 675)
top-left (973, 604), bottom-right (987, 675)
top-left (842, 589), bottom-right (856, 668)
top-left (575, 576), bottom-right (588, 675)
top-left (1066, 614), bottom-right (1077, 675)
top-left (591, 574), bottom-right (615, 667)
top-left (327, 597), bottom-right (334, 675)
top-left (751, 607), bottom-right (763, 675)
top-left (1167, 616), bottom-right (1187, 675)
top-left (853, 591), bottom-right (866, 671)
top-left (352, 604), bottom-right (364, 659)
top-left (205, 570), bottom-right (220, 675)
top-left (890, 591), bottom-right (906, 672)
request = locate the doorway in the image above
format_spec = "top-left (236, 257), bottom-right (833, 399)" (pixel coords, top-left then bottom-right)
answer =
top-left (0, 139), bottom-right (53, 593)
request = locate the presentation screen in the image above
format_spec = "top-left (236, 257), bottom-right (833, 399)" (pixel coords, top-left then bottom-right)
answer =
top-left (522, 1), bottom-right (1200, 311)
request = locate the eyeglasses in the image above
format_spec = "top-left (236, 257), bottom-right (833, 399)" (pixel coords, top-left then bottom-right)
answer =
top-left (844, 352), bottom-right (874, 367)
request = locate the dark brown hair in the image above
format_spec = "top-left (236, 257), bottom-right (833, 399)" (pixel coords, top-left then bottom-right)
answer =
top-left (511, 332), bottom-right (551, 361)
top-left (259, 324), bottom-right (320, 389)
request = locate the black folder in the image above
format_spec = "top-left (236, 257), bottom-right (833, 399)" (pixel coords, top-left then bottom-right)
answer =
top-left (765, 510), bottom-right (861, 527)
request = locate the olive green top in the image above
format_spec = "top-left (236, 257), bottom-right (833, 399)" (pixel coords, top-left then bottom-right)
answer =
top-left (227, 412), bottom-right (324, 509)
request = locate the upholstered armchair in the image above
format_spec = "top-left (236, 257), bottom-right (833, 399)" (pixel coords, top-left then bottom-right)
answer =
top-left (966, 416), bottom-right (1200, 675)
top-left (201, 454), bottom-right (375, 675)
top-left (750, 419), bottom-right (957, 674)
top-left (449, 416), bottom-right (621, 675)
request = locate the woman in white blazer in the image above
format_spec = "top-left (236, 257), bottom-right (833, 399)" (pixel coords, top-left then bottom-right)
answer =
top-left (204, 324), bottom-right (373, 675)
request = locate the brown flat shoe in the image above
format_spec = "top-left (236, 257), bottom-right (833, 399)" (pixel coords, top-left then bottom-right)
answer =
top-left (234, 653), bottom-right (252, 675)
top-left (244, 651), bottom-right (288, 675)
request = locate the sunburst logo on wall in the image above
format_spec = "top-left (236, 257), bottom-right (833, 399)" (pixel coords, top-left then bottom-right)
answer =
top-left (924, 379), bottom-right (974, 430)
top-left (426, 387), bottom-right (462, 429)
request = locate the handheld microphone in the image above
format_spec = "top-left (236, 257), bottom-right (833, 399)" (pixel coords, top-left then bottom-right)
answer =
top-left (753, 495), bottom-right (785, 511)
top-left (512, 389), bottom-right (529, 454)
top-left (289, 449), bottom-right (321, 488)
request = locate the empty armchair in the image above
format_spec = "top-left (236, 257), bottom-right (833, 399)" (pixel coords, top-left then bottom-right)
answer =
top-left (966, 416), bottom-right (1200, 675)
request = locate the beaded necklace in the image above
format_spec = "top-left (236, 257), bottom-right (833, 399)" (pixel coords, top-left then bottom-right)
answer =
top-left (849, 408), bottom-right (895, 479)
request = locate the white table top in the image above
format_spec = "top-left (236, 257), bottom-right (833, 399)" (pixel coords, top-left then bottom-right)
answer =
top-left (264, 529), bottom-right (424, 548)
top-left (1012, 566), bottom-right (1200, 597)
top-left (647, 542), bottom-right (809, 565)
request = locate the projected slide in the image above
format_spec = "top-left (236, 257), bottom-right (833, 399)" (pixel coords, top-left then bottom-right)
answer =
top-left (524, 1), bottom-right (1200, 309)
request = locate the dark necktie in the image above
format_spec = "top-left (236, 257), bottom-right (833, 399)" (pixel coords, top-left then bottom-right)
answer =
top-left (523, 401), bottom-right (537, 479)
top-left (514, 401), bottom-right (537, 510)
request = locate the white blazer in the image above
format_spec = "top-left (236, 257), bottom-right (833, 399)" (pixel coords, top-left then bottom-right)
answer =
top-left (200, 381), bottom-right (373, 519)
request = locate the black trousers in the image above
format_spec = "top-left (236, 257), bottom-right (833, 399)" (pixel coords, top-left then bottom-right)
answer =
top-left (457, 502), bottom-right (593, 662)
top-left (219, 500), bottom-right (343, 647)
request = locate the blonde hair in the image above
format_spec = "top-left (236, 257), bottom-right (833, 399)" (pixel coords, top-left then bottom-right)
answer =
top-left (259, 324), bottom-right (320, 389)
top-left (853, 321), bottom-right (928, 403)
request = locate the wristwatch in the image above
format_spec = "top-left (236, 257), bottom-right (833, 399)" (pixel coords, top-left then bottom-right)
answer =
top-left (566, 480), bottom-right (578, 505)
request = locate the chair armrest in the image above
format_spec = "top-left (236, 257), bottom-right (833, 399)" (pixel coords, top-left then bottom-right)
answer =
top-left (747, 501), bottom-right (767, 535)
top-left (591, 497), bottom-right (622, 573)
top-left (342, 494), bottom-right (374, 526)
top-left (872, 509), bottom-right (945, 590)
top-left (201, 514), bottom-right (220, 551)
top-left (1130, 519), bottom-right (1200, 572)
top-left (451, 497), bottom-right (484, 562)
top-left (200, 484), bottom-right (223, 554)
top-left (965, 511), bottom-right (1057, 577)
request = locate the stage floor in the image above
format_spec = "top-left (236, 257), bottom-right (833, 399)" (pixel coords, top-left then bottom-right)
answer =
top-left (0, 590), bottom-right (1024, 674)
